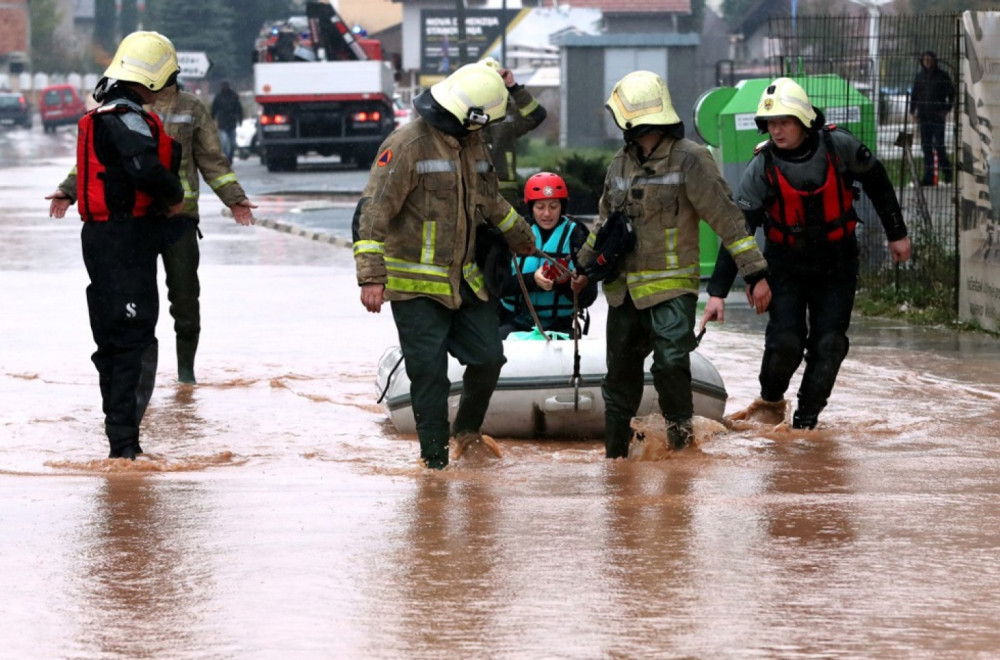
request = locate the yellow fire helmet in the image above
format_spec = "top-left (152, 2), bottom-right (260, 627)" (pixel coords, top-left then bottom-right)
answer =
top-left (103, 31), bottom-right (179, 92)
top-left (755, 77), bottom-right (818, 132)
top-left (606, 70), bottom-right (681, 131)
top-left (430, 63), bottom-right (509, 130)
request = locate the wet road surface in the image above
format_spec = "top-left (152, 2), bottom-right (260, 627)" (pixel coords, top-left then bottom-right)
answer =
top-left (2, 148), bottom-right (1000, 657)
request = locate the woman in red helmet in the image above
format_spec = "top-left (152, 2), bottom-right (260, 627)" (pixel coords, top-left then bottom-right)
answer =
top-left (498, 171), bottom-right (597, 338)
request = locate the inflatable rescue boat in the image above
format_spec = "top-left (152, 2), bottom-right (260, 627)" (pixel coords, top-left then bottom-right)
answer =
top-left (375, 337), bottom-right (727, 439)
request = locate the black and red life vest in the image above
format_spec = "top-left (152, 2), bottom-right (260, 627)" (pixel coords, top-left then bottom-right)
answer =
top-left (76, 100), bottom-right (177, 221)
top-left (763, 128), bottom-right (857, 247)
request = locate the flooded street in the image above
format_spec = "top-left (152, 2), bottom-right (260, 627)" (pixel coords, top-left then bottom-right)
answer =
top-left (3, 140), bottom-right (1000, 657)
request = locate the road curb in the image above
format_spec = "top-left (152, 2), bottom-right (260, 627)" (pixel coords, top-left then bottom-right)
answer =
top-left (254, 216), bottom-right (353, 248)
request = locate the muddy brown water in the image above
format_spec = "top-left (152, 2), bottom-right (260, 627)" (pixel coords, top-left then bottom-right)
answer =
top-left (3, 156), bottom-right (1000, 657)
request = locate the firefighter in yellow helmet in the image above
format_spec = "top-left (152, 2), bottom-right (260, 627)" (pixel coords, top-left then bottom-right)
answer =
top-left (573, 70), bottom-right (771, 457)
top-left (700, 77), bottom-right (911, 430)
top-left (353, 62), bottom-right (537, 469)
top-left (43, 31), bottom-right (184, 460)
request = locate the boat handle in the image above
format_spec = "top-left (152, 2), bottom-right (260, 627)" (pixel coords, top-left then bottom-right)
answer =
top-left (544, 394), bottom-right (593, 412)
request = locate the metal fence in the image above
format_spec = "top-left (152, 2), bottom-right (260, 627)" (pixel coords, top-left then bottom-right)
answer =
top-left (764, 14), bottom-right (962, 312)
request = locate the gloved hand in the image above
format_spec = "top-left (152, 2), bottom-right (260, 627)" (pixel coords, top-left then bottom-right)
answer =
top-left (583, 211), bottom-right (636, 282)
top-left (541, 257), bottom-right (571, 284)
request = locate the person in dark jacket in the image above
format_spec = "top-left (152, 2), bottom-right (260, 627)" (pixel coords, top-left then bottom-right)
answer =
top-left (909, 50), bottom-right (954, 185)
top-left (497, 171), bottom-right (596, 338)
top-left (47, 31), bottom-right (185, 460)
top-left (210, 80), bottom-right (243, 163)
top-left (700, 78), bottom-right (911, 430)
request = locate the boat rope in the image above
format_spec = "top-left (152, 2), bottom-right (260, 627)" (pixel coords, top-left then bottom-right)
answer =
top-left (376, 353), bottom-right (405, 404)
top-left (513, 254), bottom-right (550, 341)
top-left (571, 291), bottom-right (581, 411)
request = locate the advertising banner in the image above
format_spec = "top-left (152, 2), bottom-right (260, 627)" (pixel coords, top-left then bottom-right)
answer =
top-left (959, 11), bottom-right (1000, 332)
top-left (419, 9), bottom-right (523, 84)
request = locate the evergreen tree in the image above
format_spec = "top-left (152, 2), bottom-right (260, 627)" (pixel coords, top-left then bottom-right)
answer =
top-left (144, 0), bottom-right (238, 81)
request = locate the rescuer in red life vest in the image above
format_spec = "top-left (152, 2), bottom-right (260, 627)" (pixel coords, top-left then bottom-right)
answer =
top-left (700, 78), bottom-right (911, 430)
top-left (48, 31), bottom-right (184, 459)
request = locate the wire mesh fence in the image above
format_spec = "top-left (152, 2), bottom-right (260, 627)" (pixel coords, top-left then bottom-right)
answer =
top-left (763, 13), bottom-right (962, 313)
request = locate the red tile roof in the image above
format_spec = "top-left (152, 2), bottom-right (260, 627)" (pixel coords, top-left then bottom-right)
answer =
top-left (566, 0), bottom-right (692, 13)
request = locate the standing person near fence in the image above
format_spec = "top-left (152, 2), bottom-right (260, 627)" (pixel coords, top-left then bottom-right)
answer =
top-left (45, 31), bottom-right (184, 460)
top-left (211, 81), bottom-right (243, 164)
top-left (700, 78), bottom-right (911, 430)
top-left (49, 76), bottom-right (258, 386)
top-left (909, 50), bottom-right (954, 186)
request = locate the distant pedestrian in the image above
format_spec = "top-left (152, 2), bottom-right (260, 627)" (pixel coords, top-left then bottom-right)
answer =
top-left (211, 80), bottom-right (243, 163)
top-left (45, 31), bottom-right (184, 460)
top-left (909, 50), bottom-right (954, 186)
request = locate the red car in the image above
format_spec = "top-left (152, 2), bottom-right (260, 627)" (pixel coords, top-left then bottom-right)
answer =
top-left (39, 84), bottom-right (87, 133)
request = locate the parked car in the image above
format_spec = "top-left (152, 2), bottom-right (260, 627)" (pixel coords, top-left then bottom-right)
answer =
top-left (393, 95), bottom-right (413, 128)
top-left (0, 91), bottom-right (32, 129)
top-left (39, 84), bottom-right (87, 133)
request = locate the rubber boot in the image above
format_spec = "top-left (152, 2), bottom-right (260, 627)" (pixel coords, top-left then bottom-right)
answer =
top-left (666, 417), bottom-right (694, 450)
top-left (420, 435), bottom-right (450, 470)
top-left (605, 417), bottom-right (633, 459)
top-left (792, 410), bottom-right (818, 429)
top-left (135, 342), bottom-right (158, 426)
top-left (177, 336), bottom-right (198, 385)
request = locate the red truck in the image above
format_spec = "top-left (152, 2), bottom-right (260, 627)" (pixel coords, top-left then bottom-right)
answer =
top-left (253, 2), bottom-right (395, 172)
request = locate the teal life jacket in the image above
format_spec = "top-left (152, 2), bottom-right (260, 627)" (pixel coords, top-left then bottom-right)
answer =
top-left (500, 216), bottom-right (576, 323)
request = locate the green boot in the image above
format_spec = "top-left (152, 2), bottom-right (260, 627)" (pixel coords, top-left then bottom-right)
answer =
top-left (666, 417), bottom-right (694, 450)
top-left (177, 336), bottom-right (199, 385)
top-left (605, 417), bottom-right (633, 459)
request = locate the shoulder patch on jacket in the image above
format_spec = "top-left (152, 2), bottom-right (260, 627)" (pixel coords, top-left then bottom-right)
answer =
top-left (376, 149), bottom-right (392, 167)
top-left (120, 111), bottom-right (153, 137)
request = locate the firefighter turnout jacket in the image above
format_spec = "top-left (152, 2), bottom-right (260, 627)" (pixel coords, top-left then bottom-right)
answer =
top-left (578, 136), bottom-right (767, 310)
top-left (149, 86), bottom-right (248, 218)
top-left (353, 119), bottom-right (536, 310)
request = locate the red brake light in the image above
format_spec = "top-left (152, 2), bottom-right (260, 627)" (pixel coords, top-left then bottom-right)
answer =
top-left (260, 114), bottom-right (288, 125)
top-left (352, 111), bottom-right (381, 123)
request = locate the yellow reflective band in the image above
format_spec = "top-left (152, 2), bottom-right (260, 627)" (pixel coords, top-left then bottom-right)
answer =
top-left (181, 177), bottom-right (199, 200)
top-left (209, 172), bottom-right (238, 190)
top-left (627, 266), bottom-right (699, 283)
top-left (497, 208), bottom-right (518, 233)
top-left (353, 240), bottom-right (385, 256)
top-left (586, 232), bottom-right (597, 248)
top-left (421, 221), bottom-right (436, 264)
top-left (519, 99), bottom-right (539, 117)
top-left (726, 235), bottom-right (758, 256)
top-left (463, 262), bottom-right (485, 292)
top-left (603, 278), bottom-right (626, 294)
top-left (385, 257), bottom-right (449, 278)
top-left (387, 277), bottom-right (452, 296)
top-left (664, 228), bottom-right (678, 269)
top-left (630, 277), bottom-right (700, 299)
top-left (69, 165), bottom-right (78, 176)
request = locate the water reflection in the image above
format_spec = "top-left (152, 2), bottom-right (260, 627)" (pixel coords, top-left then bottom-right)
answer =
top-left (71, 476), bottom-right (214, 659)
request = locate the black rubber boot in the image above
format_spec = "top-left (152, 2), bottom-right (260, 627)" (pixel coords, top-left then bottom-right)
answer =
top-left (605, 418), bottom-right (633, 459)
top-left (666, 417), bottom-right (694, 450)
top-left (792, 410), bottom-right (818, 429)
top-left (177, 336), bottom-right (198, 385)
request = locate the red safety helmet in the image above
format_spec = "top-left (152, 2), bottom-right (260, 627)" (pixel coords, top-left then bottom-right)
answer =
top-left (524, 172), bottom-right (568, 204)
